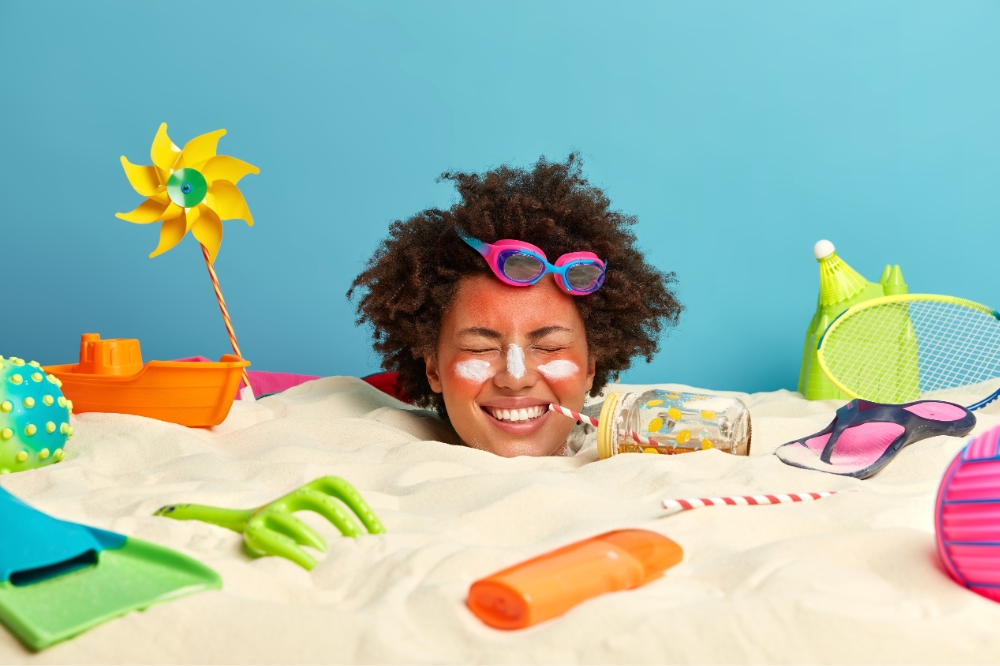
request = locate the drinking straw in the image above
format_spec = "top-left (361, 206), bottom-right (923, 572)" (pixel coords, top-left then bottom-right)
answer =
top-left (663, 491), bottom-right (840, 512)
top-left (548, 403), bottom-right (654, 447)
top-left (548, 403), bottom-right (598, 428)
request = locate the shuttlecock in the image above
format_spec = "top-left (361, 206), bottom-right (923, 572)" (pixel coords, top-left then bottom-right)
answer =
top-left (816, 239), bottom-right (868, 307)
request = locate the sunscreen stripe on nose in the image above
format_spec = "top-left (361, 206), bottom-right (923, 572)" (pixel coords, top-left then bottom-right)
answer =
top-left (507, 344), bottom-right (526, 379)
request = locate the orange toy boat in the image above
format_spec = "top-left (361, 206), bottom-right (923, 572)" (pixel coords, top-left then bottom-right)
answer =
top-left (44, 334), bottom-right (250, 427)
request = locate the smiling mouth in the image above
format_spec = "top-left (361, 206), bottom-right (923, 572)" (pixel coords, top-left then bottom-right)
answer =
top-left (483, 405), bottom-right (547, 423)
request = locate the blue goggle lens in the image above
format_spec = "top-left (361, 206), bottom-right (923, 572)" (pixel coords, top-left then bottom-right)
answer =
top-left (565, 263), bottom-right (605, 292)
top-left (499, 250), bottom-right (545, 282)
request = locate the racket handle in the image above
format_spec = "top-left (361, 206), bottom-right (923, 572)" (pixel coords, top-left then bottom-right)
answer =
top-left (968, 389), bottom-right (1000, 412)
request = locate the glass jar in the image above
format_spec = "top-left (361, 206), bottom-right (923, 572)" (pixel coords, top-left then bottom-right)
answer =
top-left (596, 390), bottom-right (751, 459)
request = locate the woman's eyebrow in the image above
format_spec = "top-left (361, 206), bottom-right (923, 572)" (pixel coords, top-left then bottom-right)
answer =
top-left (456, 327), bottom-right (503, 340)
top-left (528, 326), bottom-right (573, 340)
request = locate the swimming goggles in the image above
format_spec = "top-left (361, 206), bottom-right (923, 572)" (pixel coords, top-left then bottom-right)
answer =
top-left (456, 227), bottom-right (606, 295)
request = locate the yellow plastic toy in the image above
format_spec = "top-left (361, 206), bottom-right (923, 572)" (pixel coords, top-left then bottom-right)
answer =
top-left (116, 123), bottom-right (257, 262)
top-left (116, 124), bottom-right (258, 399)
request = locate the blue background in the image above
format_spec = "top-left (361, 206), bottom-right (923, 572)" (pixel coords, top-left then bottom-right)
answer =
top-left (1, 1), bottom-right (998, 393)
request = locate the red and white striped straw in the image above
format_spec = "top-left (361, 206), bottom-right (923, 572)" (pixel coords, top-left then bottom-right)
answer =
top-left (626, 430), bottom-right (654, 447)
top-left (548, 403), bottom-right (654, 447)
top-left (663, 491), bottom-right (839, 511)
top-left (548, 403), bottom-right (599, 428)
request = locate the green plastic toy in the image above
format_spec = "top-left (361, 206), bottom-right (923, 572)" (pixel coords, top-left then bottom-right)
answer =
top-left (0, 486), bottom-right (220, 651)
top-left (798, 240), bottom-right (909, 400)
top-left (154, 476), bottom-right (385, 570)
top-left (0, 356), bottom-right (72, 474)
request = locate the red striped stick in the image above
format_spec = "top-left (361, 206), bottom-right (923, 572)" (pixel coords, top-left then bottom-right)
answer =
top-left (548, 404), bottom-right (654, 447)
top-left (663, 491), bottom-right (839, 512)
top-left (201, 244), bottom-right (254, 400)
top-left (626, 430), bottom-right (654, 447)
top-left (548, 403), bottom-right (598, 428)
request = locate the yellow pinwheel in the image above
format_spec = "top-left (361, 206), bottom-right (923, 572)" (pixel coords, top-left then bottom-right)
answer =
top-left (116, 123), bottom-right (258, 263)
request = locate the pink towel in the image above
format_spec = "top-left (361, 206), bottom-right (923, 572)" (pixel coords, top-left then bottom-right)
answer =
top-left (172, 359), bottom-right (409, 402)
top-left (172, 357), bottom-right (319, 399)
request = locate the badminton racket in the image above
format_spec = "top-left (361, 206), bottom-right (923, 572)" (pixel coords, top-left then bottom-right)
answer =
top-left (816, 294), bottom-right (1000, 410)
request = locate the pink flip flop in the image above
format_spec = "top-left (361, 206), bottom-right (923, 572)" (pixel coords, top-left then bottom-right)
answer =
top-left (776, 399), bottom-right (975, 479)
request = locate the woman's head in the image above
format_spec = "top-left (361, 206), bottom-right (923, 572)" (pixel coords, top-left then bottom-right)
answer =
top-left (348, 154), bottom-right (682, 456)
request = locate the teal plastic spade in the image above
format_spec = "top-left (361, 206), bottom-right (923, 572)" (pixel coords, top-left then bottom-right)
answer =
top-left (0, 487), bottom-right (220, 651)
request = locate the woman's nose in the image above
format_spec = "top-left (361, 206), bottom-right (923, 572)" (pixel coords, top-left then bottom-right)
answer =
top-left (493, 344), bottom-right (536, 389)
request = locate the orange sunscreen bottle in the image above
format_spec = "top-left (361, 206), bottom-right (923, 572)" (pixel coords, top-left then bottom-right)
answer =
top-left (467, 529), bottom-right (682, 629)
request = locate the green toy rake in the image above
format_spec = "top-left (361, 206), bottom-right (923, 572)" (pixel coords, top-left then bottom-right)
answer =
top-left (155, 477), bottom-right (385, 570)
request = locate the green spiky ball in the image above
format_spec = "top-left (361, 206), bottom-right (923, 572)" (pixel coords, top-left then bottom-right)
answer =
top-left (0, 356), bottom-right (72, 474)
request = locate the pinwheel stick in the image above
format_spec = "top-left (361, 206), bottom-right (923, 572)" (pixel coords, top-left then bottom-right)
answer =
top-left (200, 243), bottom-right (254, 400)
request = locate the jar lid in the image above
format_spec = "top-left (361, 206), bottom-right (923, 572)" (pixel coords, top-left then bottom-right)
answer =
top-left (596, 392), bottom-right (620, 459)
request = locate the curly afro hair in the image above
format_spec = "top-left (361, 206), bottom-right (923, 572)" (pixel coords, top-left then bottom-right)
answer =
top-left (348, 154), bottom-right (682, 415)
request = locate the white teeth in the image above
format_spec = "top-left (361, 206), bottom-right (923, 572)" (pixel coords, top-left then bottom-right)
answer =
top-left (488, 406), bottom-right (544, 422)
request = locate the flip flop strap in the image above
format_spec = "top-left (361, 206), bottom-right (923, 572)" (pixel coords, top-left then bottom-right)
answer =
top-left (819, 401), bottom-right (903, 464)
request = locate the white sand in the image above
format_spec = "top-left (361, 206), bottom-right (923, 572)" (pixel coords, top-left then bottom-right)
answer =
top-left (2, 377), bottom-right (1000, 664)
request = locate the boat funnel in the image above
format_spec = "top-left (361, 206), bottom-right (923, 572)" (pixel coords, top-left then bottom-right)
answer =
top-left (77, 334), bottom-right (143, 377)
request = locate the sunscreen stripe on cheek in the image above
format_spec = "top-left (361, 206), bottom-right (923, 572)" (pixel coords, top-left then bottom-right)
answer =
top-left (455, 359), bottom-right (495, 383)
top-left (538, 360), bottom-right (579, 380)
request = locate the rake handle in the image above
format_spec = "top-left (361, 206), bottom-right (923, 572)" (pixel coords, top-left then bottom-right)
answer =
top-left (154, 503), bottom-right (253, 532)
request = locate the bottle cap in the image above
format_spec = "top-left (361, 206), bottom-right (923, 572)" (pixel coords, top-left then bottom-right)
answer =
top-left (598, 530), bottom-right (684, 583)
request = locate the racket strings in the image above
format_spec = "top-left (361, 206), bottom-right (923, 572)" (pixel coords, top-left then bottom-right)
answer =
top-left (821, 299), bottom-right (1000, 403)
top-left (913, 302), bottom-right (1000, 391)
